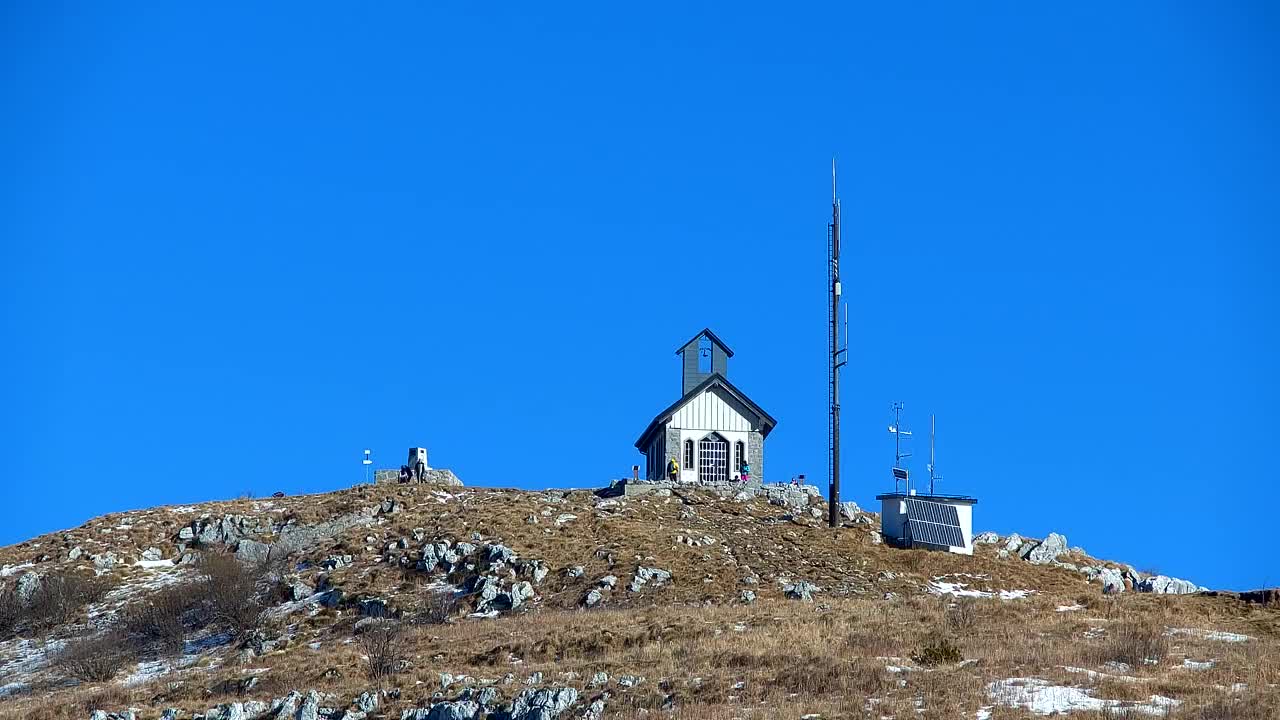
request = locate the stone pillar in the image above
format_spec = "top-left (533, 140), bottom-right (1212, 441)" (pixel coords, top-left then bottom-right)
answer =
top-left (748, 430), bottom-right (765, 485)
top-left (666, 428), bottom-right (682, 477)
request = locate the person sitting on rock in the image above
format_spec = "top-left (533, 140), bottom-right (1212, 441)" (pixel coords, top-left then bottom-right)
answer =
top-left (399, 465), bottom-right (411, 482)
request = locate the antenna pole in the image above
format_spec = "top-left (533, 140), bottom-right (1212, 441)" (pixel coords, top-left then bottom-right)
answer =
top-left (828, 159), bottom-right (846, 529)
top-left (929, 414), bottom-right (935, 495)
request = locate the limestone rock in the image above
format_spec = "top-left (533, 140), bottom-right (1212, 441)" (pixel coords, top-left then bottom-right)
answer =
top-left (1137, 575), bottom-right (1200, 595)
top-left (1026, 533), bottom-right (1068, 565)
top-left (783, 581), bottom-right (820, 601)
top-left (974, 531), bottom-right (1000, 544)
top-left (508, 687), bottom-right (579, 720)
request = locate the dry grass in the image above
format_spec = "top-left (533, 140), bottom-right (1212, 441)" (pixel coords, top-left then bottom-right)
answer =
top-left (0, 485), bottom-right (1278, 720)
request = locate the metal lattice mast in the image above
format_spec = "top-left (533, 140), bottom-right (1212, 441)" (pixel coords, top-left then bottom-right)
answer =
top-left (828, 160), bottom-right (847, 528)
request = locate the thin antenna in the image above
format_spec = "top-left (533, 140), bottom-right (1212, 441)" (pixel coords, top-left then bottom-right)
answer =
top-left (927, 414), bottom-right (943, 495)
top-left (828, 158), bottom-right (847, 529)
top-left (888, 402), bottom-right (912, 493)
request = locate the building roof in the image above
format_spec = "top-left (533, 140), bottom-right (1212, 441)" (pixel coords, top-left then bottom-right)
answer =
top-left (635, 372), bottom-right (776, 450)
top-left (875, 492), bottom-right (978, 505)
top-left (674, 328), bottom-right (734, 358)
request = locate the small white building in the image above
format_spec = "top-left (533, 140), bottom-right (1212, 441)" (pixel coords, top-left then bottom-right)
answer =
top-left (635, 329), bottom-right (777, 486)
top-left (876, 492), bottom-right (978, 555)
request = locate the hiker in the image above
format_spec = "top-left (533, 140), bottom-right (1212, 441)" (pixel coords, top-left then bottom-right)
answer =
top-left (399, 465), bottom-right (411, 482)
top-left (414, 458), bottom-right (427, 482)
top-left (667, 456), bottom-right (680, 482)
top-left (740, 461), bottom-right (751, 484)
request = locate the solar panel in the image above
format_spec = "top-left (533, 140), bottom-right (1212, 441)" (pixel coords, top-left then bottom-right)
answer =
top-left (906, 498), bottom-right (964, 548)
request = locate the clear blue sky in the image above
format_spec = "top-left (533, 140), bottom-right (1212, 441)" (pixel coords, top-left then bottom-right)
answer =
top-left (2, 3), bottom-right (1276, 591)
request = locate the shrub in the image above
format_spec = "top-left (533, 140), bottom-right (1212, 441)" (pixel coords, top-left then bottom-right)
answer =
top-left (944, 597), bottom-right (979, 632)
top-left (193, 552), bottom-right (267, 637)
top-left (54, 631), bottom-right (135, 683)
top-left (119, 583), bottom-right (192, 654)
top-left (410, 590), bottom-right (458, 626)
top-left (357, 619), bottom-right (407, 679)
top-left (27, 571), bottom-right (111, 631)
top-left (912, 635), bottom-right (963, 667)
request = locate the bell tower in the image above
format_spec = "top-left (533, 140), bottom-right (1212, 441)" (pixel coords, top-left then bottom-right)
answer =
top-left (675, 328), bottom-right (733, 395)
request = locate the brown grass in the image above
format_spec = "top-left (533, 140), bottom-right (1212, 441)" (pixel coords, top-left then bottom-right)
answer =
top-left (194, 551), bottom-right (268, 637)
top-left (0, 485), bottom-right (1278, 719)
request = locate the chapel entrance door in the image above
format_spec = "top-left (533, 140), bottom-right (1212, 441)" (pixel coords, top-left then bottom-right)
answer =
top-left (698, 434), bottom-right (728, 484)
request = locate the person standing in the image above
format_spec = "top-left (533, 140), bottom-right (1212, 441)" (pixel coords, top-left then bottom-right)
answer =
top-left (740, 461), bottom-right (751, 484)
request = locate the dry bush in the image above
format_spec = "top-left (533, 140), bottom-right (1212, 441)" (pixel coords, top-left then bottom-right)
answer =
top-left (409, 590), bottom-right (458, 625)
top-left (357, 619), bottom-right (407, 679)
top-left (26, 571), bottom-right (111, 630)
top-left (945, 597), bottom-right (979, 632)
top-left (193, 552), bottom-right (267, 637)
top-left (912, 633), bottom-right (963, 667)
top-left (54, 631), bottom-right (135, 683)
top-left (1097, 619), bottom-right (1168, 667)
top-left (119, 583), bottom-right (192, 654)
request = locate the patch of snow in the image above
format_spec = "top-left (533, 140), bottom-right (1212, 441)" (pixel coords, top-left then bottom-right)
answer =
top-left (1166, 627), bottom-right (1253, 643)
top-left (134, 559), bottom-right (175, 569)
top-left (1063, 666), bottom-right (1140, 683)
top-left (468, 610), bottom-right (501, 619)
top-left (987, 678), bottom-right (1180, 716)
top-left (974, 706), bottom-right (992, 720)
top-left (0, 637), bottom-right (66, 682)
top-left (184, 630), bottom-right (233, 655)
top-left (432, 491), bottom-right (455, 503)
top-left (1181, 659), bottom-right (1215, 670)
top-left (1056, 604), bottom-right (1085, 612)
top-left (928, 580), bottom-right (1033, 601)
top-left (0, 682), bottom-right (29, 698)
top-left (168, 505), bottom-right (198, 513)
top-left (0, 563), bottom-right (33, 578)
top-left (115, 524), bottom-right (134, 530)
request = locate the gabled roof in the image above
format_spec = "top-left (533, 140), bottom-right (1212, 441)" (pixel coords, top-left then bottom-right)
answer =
top-left (674, 328), bottom-right (734, 358)
top-left (635, 373), bottom-right (777, 449)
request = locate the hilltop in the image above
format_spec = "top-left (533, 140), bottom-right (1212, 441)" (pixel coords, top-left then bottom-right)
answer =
top-left (0, 480), bottom-right (1276, 719)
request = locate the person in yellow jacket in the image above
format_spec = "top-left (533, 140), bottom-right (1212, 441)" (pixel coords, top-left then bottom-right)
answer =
top-left (666, 457), bottom-right (680, 482)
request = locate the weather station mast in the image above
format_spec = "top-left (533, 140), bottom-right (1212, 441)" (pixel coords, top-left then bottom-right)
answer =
top-left (828, 161), bottom-right (849, 529)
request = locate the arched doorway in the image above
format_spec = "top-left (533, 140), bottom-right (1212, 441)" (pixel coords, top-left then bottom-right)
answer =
top-left (698, 433), bottom-right (729, 484)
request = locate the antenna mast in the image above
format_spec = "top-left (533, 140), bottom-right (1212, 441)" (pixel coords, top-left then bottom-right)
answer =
top-left (888, 402), bottom-right (912, 493)
top-left (828, 159), bottom-right (848, 529)
top-left (927, 414), bottom-right (943, 495)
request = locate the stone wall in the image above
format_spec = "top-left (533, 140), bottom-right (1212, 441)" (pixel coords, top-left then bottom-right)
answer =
top-left (747, 430), bottom-right (764, 484)
top-left (372, 467), bottom-right (463, 487)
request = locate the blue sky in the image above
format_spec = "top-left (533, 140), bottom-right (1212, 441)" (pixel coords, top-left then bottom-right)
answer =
top-left (2, 3), bottom-right (1276, 591)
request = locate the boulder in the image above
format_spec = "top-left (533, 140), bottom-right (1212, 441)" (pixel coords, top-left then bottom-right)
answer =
top-left (15, 572), bottom-right (40, 604)
top-left (627, 567), bottom-right (672, 593)
top-left (583, 589), bottom-right (603, 608)
top-left (740, 590), bottom-right (756, 604)
top-left (1025, 533), bottom-right (1068, 565)
top-left (783, 581), bottom-right (820, 602)
top-left (1098, 568), bottom-right (1125, 594)
top-left (973, 531), bottom-right (1000, 544)
top-left (1003, 534), bottom-right (1024, 554)
top-left (508, 687), bottom-right (579, 720)
top-left (289, 580), bottom-right (315, 601)
top-left (838, 501), bottom-right (861, 522)
top-left (1137, 575), bottom-right (1200, 595)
